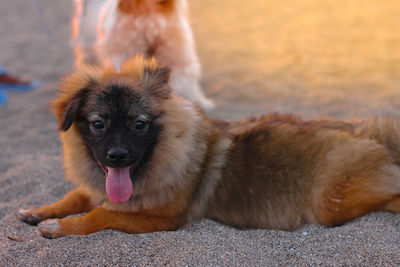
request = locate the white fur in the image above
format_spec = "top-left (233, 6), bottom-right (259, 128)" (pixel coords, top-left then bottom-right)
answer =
top-left (72, 0), bottom-right (214, 110)
top-left (38, 219), bottom-right (60, 234)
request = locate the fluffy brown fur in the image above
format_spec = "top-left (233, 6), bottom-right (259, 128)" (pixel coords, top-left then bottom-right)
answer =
top-left (118, 0), bottom-right (175, 14)
top-left (18, 57), bottom-right (400, 238)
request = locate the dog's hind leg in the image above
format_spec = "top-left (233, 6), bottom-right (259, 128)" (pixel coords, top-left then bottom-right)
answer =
top-left (154, 19), bottom-right (215, 110)
top-left (18, 187), bottom-right (94, 225)
top-left (314, 163), bottom-right (400, 226)
top-left (354, 117), bottom-right (400, 165)
top-left (383, 195), bottom-right (400, 213)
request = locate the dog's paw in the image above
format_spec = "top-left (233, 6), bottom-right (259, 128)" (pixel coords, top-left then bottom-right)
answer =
top-left (17, 209), bottom-right (44, 225)
top-left (199, 98), bottom-right (215, 111)
top-left (38, 219), bottom-right (64, 239)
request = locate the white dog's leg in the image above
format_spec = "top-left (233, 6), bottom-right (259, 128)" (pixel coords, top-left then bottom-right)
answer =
top-left (154, 16), bottom-right (215, 110)
top-left (169, 69), bottom-right (215, 111)
top-left (72, 0), bottom-right (108, 67)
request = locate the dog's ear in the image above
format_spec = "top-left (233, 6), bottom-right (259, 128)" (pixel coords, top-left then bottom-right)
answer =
top-left (60, 88), bottom-right (89, 131)
top-left (52, 87), bottom-right (89, 132)
top-left (144, 66), bottom-right (172, 98)
top-left (52, 74), bottom-right (95, 131)
top-left (52, 66), bottom-right (101, 132)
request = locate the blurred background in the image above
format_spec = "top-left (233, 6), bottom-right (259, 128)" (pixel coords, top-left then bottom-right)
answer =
top-left (191, 0), bottom-right (400, 119)
top-left (1, 0), bottom-right (400, 120)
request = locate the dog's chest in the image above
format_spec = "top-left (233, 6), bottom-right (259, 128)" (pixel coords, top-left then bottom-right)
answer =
top-left (102, 13), bottom-right (168, 52)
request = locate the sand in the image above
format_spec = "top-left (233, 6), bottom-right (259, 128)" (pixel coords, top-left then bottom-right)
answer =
top-left (1, 0), bottom-right (400, 265)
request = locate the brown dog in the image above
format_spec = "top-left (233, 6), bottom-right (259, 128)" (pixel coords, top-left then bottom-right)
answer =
top-left (18, 57), bottom-right (400, 238)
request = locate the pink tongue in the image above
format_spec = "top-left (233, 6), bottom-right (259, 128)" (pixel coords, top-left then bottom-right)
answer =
top-left (105, 167), bottom-right (133, 203)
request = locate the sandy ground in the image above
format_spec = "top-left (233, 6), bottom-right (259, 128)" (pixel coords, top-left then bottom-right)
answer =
top-left (1, 0), bottom-right (400, 265)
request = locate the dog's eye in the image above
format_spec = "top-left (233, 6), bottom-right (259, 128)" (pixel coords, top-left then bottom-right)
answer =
top-left (134, 120), bottom-right (147, 131)
top-left (92, 120), bottom-right (105, 130)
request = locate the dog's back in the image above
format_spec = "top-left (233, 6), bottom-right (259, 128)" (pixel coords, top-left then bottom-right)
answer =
top-left (206, 114), bottom-right (400, 230)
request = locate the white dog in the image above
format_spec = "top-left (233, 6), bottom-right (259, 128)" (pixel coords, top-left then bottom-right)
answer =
top-left (71, 0), bottom-right (214, 110)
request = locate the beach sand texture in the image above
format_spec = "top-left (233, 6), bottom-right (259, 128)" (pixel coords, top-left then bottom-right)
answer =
top-left (1, 0), bottom-right (400, 265)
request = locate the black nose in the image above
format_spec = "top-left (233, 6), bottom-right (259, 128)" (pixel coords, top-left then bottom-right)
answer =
top-left (107, 147), bottom-right (129, 164)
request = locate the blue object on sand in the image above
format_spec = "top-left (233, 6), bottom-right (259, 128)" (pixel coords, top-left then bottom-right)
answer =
top-left (0, 90), bottom-right (8, 106)
top-left (0, 80), bottom-right (41, 91)
top-left (0, 67), bottom-right (41, 106)
top-left (0, 67), bottom-right (41, 91)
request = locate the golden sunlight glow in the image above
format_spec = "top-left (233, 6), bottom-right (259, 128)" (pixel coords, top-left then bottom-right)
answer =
top-left (189, 0), bottom-right (400, 116)
top-left (192, 0), bottom-right (400, 82)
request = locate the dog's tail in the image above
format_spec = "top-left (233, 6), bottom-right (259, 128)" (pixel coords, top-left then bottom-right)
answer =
top-left (354, 117), bottom-right (400, 164)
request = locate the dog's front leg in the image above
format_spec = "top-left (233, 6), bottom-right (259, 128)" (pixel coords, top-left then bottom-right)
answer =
top-left (18, 187), bottom-right (94, 225)
top-left (37, 207), bottom-right (183, 238)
